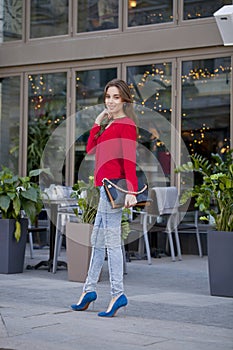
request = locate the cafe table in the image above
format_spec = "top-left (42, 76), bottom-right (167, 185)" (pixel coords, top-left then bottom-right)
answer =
top-left (33, 198), bottom-right (77, 272)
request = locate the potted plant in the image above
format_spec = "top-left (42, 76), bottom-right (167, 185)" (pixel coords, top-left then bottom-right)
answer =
top-left (175, 149), bottom-right (233, 297)
top-left (0, 167), bottom-right (44, 274)
top-left (66, 175), bottom-right (131, 282)
top-left (71, 176), bottom-right (99, 224)
top-left (65, 176), bottom-right (99, 282)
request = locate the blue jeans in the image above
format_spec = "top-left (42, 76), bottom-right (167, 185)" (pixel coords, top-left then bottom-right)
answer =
top-left (83, 186), bottom-right (124, 297)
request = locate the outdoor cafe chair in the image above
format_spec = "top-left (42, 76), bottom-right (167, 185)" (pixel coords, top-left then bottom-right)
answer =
top-left (52, 204), bottom-right (79, 273)
top-left (131, 186), bottom-right (182, 264)
top-left (178, 198), bottom-right (203, 257)
top-left (27, 209), bottom-right (50, 259)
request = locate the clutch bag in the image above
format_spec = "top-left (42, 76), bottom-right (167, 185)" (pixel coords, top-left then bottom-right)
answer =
top-left (102, 178), bottom-right (151, 209)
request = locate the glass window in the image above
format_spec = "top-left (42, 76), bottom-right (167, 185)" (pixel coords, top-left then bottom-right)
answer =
top-left (128, 0), bottom-right (173, 27)
top-left (30, 0), bottom-right (68, 38)
top-left (74, 68), bottom-right (117, 182)
top-left (0, 76), bottom-right (21, 173)
top-left (0, 0), bottom-right (23, 42)
top-left (181, 57), bottom-right (231, 160)
top-left (28, 72), bottom-right (67, 185)
top-left (183, 0), bottom-right (232, 20)
top-left (77, 0), bottom-right (119, 32)
top-left (127, 63), bottom-right (172, 186)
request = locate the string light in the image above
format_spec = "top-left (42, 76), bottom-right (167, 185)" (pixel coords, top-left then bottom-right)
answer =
top-left (28, 74), bottom-right (65, 126)
top-left (27, 63), bottom-right (231, 150)
top-left (131, 63), bottom-right (231, 115)
top-left (129, 0), bottom-right (137, 8)
top-left (129, 61), bottom-right (231, 153)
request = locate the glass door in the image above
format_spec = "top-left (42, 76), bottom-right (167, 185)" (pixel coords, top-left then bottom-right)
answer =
top-left (0, 76), bottom-right (21, 172)
top-left (74, 67), bottom-right (117, 183)
top-left (181, 56), bottom-right (231, 159)
top-left (127, 62), bottom-right (173, 186)
top-left (27, 71), bottom-right (67, 185)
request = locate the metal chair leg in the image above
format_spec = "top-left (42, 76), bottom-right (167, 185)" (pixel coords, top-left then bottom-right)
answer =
top-left (174, 227), bottom-right (182, 261)
top-left (195, 211), bottom-right (203, 257)
top-left (167, 231), bottom-right (176, 261)
top-left (52, 213), bottom-right (62, 273)
top-left (28, 231), bottom-right (34, 259)
top-left (142, 213), bottom-right (152, 265)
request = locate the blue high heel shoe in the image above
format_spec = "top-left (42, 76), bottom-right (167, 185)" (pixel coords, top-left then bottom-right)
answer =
top-left (71, 291), bottom-right (97, 311)
top-left (98, 294), bottom-right (128, 317)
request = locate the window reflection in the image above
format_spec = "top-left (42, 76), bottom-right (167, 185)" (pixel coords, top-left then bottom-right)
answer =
top-left (74, 68), bottom-right (117, 182)
top-left (181, 57), bottom-right (231, 160)
top-left (183, 0), bottom-right (232, 20)
top-left (76, 69), bottom-right (117, 108)
top-left (128, 0), bottom-right (173, 27)
top-left (127, 63), bottom-right (172, 186)
top-left (28, 72), bottom-right (67, 184)
top-left (1, 0), bottom-right (23, 42)
top-left (30, 0), bottom-right (68, 38)
top-left (77, 0), bottom-right (118, 33)
top-left (0, 76), bottom-right (20, 173)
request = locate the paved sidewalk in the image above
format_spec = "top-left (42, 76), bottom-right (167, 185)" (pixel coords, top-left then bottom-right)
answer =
top-left (0, 245), bottom-right (233, 350)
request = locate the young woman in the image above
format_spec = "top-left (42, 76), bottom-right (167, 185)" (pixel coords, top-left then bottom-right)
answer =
top-left (71, 79), bottom-right (138, 317)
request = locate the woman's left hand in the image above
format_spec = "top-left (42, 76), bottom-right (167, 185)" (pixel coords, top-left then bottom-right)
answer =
top-left (124, 194), bottom-right (137, 208)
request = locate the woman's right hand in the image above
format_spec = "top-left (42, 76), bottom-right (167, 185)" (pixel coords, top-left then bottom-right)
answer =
top-left (124, 194), bottom-right (137, 208)
top-left (95, 109), bottom-right (112, 125)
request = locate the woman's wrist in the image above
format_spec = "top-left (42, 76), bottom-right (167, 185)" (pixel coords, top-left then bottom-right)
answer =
top-left (95, 115), bottom-right (103, 125)
top-left (95, 109), bottom-right (109, 125)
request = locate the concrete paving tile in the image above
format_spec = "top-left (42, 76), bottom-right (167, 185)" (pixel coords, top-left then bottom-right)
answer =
top-left (0, 249), bottom-right (232, 350)
top-left (129, 292), bottom-right (233, 307)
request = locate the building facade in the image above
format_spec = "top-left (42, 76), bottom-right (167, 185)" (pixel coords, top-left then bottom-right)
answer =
top-left (0, 0), bottom-right (232, 191)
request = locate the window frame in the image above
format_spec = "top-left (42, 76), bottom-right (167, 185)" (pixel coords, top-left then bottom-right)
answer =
top-left (124, 0), bottom-right (177, 32)
top-left (179, 0), bottom-right (233, 26)
top-left (176, 52), bottom-right (233, 170)
top-left (0, 52), bottom-right (232, 184)
top-left (123, 58), bottom-right (177, 185)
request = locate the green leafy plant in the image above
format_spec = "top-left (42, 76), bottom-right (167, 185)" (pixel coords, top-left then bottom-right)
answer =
top-left (175, 149), bottom-right (233, 232)
top-left (27, 118), bottom-right (52, 171)
top-left (0, 167), bottom-right (44, 241)
top-left (71, 176), bottom-right (131, 239)
top-left (71, 176), bottom-right (99, 224)
top-left (121, 208), bottom-right (131, 240)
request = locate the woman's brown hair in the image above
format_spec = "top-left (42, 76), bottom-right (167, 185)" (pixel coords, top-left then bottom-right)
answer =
top-left (96, 79), bottom-right (138, 138)
top-left (104, 79), bottom-right (138, 125)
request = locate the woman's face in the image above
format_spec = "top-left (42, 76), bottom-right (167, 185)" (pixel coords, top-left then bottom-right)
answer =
top-left (105, 86), bottom-right (124, 117)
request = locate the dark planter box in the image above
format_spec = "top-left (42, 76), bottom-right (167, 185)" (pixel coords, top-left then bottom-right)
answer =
top-left (0, 218), bottom-right (28, 274)
top-left (179, 232), bottom-right (207, 256)
top-left (208, 230), bottom-right (233, 298)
